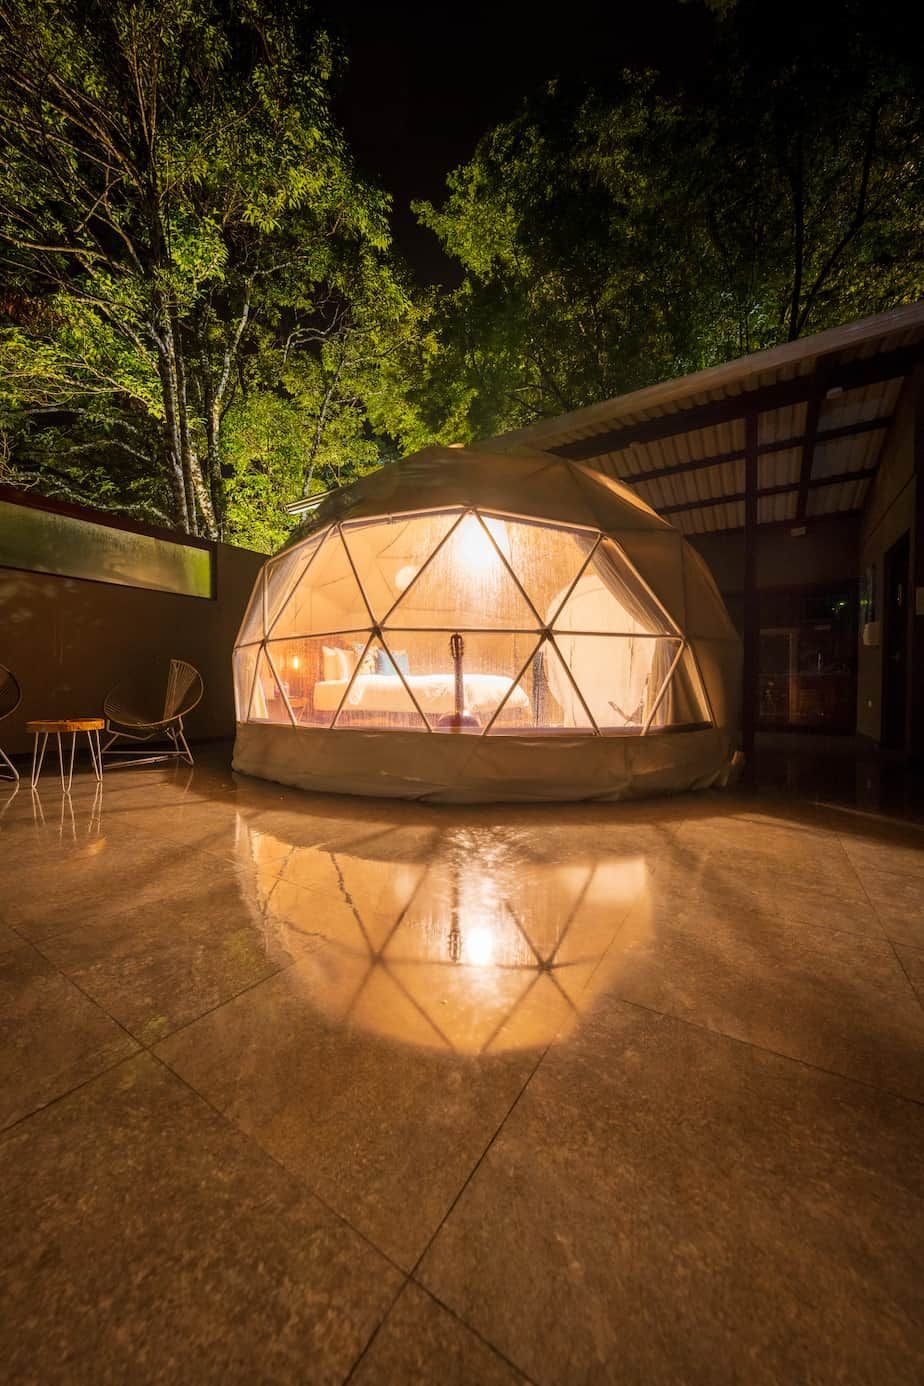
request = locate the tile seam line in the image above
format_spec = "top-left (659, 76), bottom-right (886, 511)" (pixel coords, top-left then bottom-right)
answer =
top-left (135, 957), bottom-right (298, 1048)
top-left (817, 800), bottom-right (924, 835)
top-left (407, 1041), bottom-right (555, 1285)
top-left (8, 859), bottom-right (260, 949)
top-left (146, 1047), bottom-right (410, 1281)
top-left (0, 1038), bottom-right (415, 1360)
top-left (831, 829), bottom-right (895, 941)
top-left (887, 940), bottom-right (924, 1016)
top-left (338, 1274), bottom-right (409, 1386)
top-left (14, 928), bottom-right (142, 1051)
top-left (0, 1048), bottom-right (139, 1142)
top-left (608, 994), bottom-right (924, 1109)
top-left (15, 919), bottom-right (305, 1050)
top-left (340, 1047), bottom-right (555, 1386)
top-left (352, 1280), bottom-right (540, 1386)
top-left (644, 848), bottom-right (897, 942)
top-left (624, 888), bottom-right (899, 946)
top-left (408, 855), bottom-right (644, 1259)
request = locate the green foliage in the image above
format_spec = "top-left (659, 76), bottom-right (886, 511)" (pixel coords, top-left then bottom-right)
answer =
top-left (411, 0), bottom-right (923, 441)
top-left (1, 0), bottom-right (920, 543)
top-left (0, 0), bottom-right (404, 546)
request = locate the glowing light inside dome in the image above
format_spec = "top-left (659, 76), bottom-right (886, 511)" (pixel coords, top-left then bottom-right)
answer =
top-left (456, 513), bottom-right (509, 573)
top-left (462, 924), bottom-right (495, 967)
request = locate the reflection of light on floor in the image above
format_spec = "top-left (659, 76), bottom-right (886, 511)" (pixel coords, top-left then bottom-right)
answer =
top-left (236, 821), bottom-right (652, 1055)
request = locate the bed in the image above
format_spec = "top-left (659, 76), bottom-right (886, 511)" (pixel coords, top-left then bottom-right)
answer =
top-left (313, 671), bottom-right (530, 724)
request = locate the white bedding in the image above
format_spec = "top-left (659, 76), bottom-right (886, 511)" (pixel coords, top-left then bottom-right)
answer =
top-left (314, 671), bottom-right (530, 717)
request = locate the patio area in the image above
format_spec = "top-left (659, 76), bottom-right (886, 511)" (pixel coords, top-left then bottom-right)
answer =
top-left (1, 747), bottom-right (922, 1384)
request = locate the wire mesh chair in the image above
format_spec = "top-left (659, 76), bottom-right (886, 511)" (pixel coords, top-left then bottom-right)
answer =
top-left (0, 664), bottom-right (22, 782)
top-left (103, 659), bottom-right (203, 768)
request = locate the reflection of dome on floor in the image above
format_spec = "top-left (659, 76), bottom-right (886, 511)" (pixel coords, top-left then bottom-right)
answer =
top-left (232, 446), bottom-right (741, 802)
top-left (239, 820), bottom-right (653, 1055)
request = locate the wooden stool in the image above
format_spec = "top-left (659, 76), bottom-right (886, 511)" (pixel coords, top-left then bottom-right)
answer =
top-left (27, 719), bottom-right (105, 793)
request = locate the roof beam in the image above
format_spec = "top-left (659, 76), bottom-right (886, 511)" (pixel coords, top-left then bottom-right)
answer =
top-left (616, 414), bottom-right (892, 487)
top-left (551, 344), bottom-right (923, 461)
top-left (657, 467), bottom-right (876, 516)
top-left (685, 510), bottom-right (863, 541)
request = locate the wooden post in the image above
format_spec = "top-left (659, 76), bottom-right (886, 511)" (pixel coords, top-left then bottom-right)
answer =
top-left (742, 410), bottom-right (760, 783)
top-left (794, 370), bottom-right (827, 524)
top-left (911, 364), bottom-right (924, 760)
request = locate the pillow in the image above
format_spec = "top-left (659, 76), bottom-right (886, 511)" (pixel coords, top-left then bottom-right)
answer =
top-left (351, 641), bottom-right (377, 675)
top-left (321, 645), bottom-right (349, 682)
top-left (375, 648), bottom-right (410, 677)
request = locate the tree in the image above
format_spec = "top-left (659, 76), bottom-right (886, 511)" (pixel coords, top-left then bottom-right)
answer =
top-left (411, 0), bottom-right (923, 441)
top-left (0, 0), bottom-right (399, 541)
top-left (220, 262), bottom-right (421, 550)
top-left (686, 0), bottom-right (924, 350)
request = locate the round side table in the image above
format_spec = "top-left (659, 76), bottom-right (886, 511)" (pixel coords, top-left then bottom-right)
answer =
top-left (27, 719), bottom-right (105, 793)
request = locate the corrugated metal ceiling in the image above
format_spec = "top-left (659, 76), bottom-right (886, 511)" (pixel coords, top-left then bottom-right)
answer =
top-left (486, 305), bottom-right (924, 533)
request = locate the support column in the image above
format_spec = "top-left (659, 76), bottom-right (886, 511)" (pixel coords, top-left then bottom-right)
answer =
top-left (742, 410), bottom-right (760, 783)
top-left (911, 363), bottom-right (924, 759)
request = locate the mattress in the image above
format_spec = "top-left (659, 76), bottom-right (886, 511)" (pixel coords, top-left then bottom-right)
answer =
top-left (313, 671), bottom-right (530, 716)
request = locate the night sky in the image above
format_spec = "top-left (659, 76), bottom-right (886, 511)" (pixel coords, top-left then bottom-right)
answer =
top-left (314, 0), bottom-right (712, 284)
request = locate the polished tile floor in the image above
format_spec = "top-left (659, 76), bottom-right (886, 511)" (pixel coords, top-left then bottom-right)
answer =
top-left (1, 747), bottom-right (922, 1384)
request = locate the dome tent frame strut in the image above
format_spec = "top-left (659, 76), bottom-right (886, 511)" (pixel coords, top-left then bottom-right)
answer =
top-left (232, 445), bottom-right (738, 800)
top-left (248, 510), bottom-right (705, 738)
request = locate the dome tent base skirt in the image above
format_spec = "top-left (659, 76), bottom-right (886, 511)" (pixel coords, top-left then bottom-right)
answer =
top-left (232, 724), bottom-right (736, 805)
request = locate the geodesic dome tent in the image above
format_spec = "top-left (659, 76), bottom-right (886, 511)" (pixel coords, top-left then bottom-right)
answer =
top-left (232, 446), bottom-right (741, 802)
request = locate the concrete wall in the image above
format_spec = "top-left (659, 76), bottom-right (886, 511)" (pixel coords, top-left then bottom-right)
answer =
top-left (856, 377), bottom-right (918, 743)
top-left (0, 540), bottom-right (264, 757)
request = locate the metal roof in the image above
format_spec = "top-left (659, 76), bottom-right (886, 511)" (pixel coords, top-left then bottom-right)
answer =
top-left (483, 303), bottom-right (924, 534)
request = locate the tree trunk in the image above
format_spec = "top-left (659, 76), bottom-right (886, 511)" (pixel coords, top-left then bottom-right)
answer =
top-left (166, 308), bottom-right (218, 539)
top-left (165, 313), bottom-right (198, 535)
top-left (153, 324), bottom-right (191, 533)
top-left (199, 345), bottom-right (225, 539)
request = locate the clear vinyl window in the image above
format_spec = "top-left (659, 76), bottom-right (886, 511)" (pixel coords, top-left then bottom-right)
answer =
top-left (233, 510), bottom-right (712, 735)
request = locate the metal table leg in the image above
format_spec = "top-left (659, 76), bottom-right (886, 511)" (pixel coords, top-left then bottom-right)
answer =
top-left (86, 727), bottom-right (103, 781)
top-left (64, 732), bottom-right (77, 793)
top-left (31, 732), bottom-right (49, 789)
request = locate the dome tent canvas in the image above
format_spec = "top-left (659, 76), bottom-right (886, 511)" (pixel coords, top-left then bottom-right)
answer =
top-left (232, 446), bottom-right (741, 802)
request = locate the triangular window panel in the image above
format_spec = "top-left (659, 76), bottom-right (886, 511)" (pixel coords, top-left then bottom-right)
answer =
top-left (484, 636), bottom-right (546, 733)
top-left (271, 528), bottom-right (372, 639)
top-left (492, 638), bottom-right (595, 733)
top-left (552, 538), bottom-right (676, 636)
top-left (386, 512), bottom-right (539, 630)
top-left (552, 634), bottom-right (681, 732)
top-left (264, 531), bottom-right (327, 636)
top-left (381, 630), bottom-right (537, 732)
top-left (332, 635), bottom-right (428, 731)
top-left (233, 643), bottom-right (260, 722)
top-left (489, 516), bottom-right (598, 628)
top-left (248, 648), bottom-right (294, 725)
top-left (654, 644), bottom-right (712, 729)
top-left (341, 509), bottom-right (464, 622)
top-left (236, 574), bottom-right (265, 646)
top-left (264, 636), bottom-right (367, 729)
